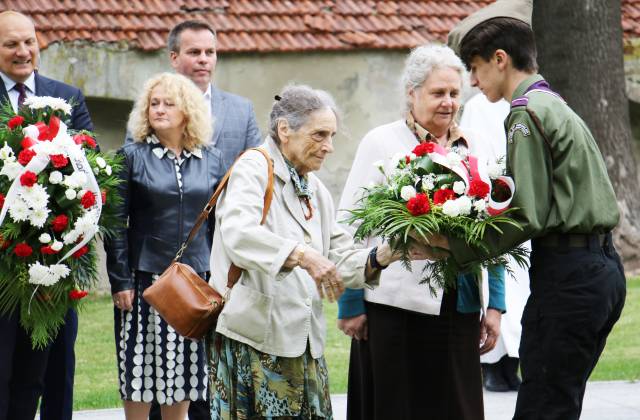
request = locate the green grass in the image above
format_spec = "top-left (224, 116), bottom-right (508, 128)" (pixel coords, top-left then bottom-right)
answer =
top-left (73, 278), bottom-right (640, 410)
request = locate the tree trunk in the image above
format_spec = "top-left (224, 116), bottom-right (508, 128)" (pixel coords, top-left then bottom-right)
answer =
top-left (533, 0), bottom-right (640, 273)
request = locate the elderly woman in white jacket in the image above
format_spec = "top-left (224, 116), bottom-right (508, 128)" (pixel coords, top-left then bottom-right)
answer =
top-left (336, 44), bottom-right (506, 420)
top-left (208, 85), bottom-right (428, 420)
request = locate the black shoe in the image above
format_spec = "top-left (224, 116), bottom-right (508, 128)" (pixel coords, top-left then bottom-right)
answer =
top-left (482, 362), bottom-right (510, 392)
top-left (502, 357), bottom-right (522, 391)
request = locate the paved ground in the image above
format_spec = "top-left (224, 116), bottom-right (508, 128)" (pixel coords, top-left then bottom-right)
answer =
top-left (61, 380), bottom-right (640, 420)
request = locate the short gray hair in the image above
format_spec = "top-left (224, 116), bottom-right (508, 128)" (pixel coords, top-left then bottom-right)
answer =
top-left (401, 43), bottom-right (467, 108)
top-left (269, 85), bottom-right (340, 143)
top-left (167, 20), bottom-right (216, 53)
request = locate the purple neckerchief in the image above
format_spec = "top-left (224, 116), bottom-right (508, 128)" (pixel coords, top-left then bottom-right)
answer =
top-left (511, 79), bottom-right (564, 107)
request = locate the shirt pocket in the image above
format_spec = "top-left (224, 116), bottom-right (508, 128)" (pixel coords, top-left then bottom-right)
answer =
top-left (220, 283), bottom-right (272, 344)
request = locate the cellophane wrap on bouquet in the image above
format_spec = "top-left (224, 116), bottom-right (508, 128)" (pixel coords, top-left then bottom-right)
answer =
top-left (0, 97), bottom-right (123, 348)
top-left (345, 141), bottom-right (529, 293)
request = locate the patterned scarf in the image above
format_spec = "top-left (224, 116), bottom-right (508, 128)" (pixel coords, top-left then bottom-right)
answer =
top-left (283, 157), bottom-right (312, 199)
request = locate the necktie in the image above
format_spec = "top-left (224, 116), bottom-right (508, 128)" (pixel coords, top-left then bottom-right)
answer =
top-left (14, 83), bottom-right (27, 108)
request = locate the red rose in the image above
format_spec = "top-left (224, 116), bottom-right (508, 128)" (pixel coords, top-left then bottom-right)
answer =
top-left (21, 136), bottom-right (37, 149)
top-left (51, 214), bottom-right (69, 232)
top-left (433, 188), bottom-right (456, 205)
top-left (69, 289), bottom-right (89, 300)
top-left (468, 179), bottom-right (490, 199)
top-left (40, 245), bottom-right (58, 255)
top-left (19, 171), bottom-right (37, 187)
top-left (73, 134), bottom-right (97, 149)
top-left (412, 142), bottom-right (435, 157)
top-left (18, 148), bottom-right (36, 165)
top-left (50, 154), bottom-right (69, 168)
top-left (72, 245), bottom-right (89, 259)
top-left (405, 155), bottom-right (411, 164)
top-left (14, 242), bottom-right (33, 257)
top-left (80, 191), bottom-right (96, 209)
top-left (0, 193), bottom-right (4, 209)
top-left (101, 189), bottom-right (107, 204)
top-left (8, 115), bottom-right (24, 130)
top-left (406, 193), bottom-right (431, 216)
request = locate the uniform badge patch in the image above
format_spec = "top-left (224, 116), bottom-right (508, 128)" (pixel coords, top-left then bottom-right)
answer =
top-left (508, 123), bottom-right (531, 143)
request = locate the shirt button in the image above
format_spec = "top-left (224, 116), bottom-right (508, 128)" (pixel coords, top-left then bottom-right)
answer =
top-left (304, 233), bottom-right (311, 244)
top-left (304, 298), bottom-right (312, 306)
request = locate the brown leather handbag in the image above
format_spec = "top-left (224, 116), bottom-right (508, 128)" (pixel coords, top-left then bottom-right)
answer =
top-left (142, 148), bottom-right (274, 340)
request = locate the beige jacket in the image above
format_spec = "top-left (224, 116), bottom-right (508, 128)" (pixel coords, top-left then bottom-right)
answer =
top-left (209, 137), bottom-right (376, 358)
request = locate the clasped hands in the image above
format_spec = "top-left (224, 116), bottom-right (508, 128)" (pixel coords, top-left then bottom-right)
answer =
top-left (408, 231), bottom-right (451, 261)
top-left (292, 241), bottom-right (434, 303)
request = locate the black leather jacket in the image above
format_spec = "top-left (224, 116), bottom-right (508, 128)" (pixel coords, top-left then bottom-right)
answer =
top-left (105, 140), bottom-right (223, 293)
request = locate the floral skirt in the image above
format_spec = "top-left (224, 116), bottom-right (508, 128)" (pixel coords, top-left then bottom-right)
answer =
top-left (208, 334), bottom-right (333, 419)
top-left (114, 271), bottom-right (208, 405)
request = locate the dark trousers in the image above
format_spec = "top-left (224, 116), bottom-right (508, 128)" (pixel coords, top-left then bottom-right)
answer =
top-left (149, 399), bottom-right (211, 420)
top-left (513, 234), bottom-right (626, 420)
top-left (0, 308), bottom-right (51, 420)
top-left (347, 295), bottom-right (483, 420)
top-left (40, 308), bottom-right (78, 420)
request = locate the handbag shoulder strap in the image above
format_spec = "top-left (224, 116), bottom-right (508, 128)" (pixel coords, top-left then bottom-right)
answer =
top-left (173, 147), bottom-right (275, 282)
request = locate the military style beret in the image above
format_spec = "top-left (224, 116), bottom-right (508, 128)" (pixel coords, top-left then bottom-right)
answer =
top-left (447, 0), bottom-right (533, 54)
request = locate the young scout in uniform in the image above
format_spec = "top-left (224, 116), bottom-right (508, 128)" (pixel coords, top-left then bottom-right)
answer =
top-left (421, 1), bottom-right (627, 419)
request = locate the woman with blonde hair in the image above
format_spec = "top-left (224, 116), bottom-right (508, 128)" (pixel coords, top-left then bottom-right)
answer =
top-left (106, 72), bottom-right (224, 420)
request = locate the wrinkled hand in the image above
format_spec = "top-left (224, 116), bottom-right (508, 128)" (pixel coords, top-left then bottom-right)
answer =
top-left (300, 247), bottom-right (345, 302)
top-left (112, 289), bottom-right (135, 312)
top-left (337, 314), bottom-right (368, 340)
top-left (479, 308), bottom-right (502, 355)
top-left (407, 232), bottom-right (451, 261)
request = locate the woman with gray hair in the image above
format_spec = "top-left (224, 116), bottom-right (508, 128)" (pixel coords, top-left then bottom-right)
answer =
top-left (336, 44), bottom-right (506, 420)
top-left (207, 84), bottom-right (429, 419)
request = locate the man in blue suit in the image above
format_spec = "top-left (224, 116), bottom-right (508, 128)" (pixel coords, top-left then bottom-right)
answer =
top-left (0, 11), bottom-right (93, 420)
top-left (141, 20), bottom-right (262, 420)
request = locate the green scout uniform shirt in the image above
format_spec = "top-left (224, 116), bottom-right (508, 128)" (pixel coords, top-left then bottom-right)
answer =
top-left (449, 74), bottom-right (620, 265)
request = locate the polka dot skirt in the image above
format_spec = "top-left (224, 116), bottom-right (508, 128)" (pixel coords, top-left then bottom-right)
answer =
top-left (114, 271), bottom-right (208, 405)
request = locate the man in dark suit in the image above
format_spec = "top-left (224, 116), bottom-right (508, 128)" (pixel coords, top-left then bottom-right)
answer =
top-left (0, 11), bottom-right (93, 420)
top-left (143, 20), bottom-right (262, 420)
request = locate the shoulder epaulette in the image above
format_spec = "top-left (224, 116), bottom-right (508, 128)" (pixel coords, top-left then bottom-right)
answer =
top-left (511, 96), bottom-right (529, 108)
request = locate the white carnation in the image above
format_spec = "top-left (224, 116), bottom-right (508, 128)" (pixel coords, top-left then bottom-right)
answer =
top-left (39, 233), bottom-right (52, 243)
top-left (65, 189), bottom-right (76, 200)
top-left (95, 156), bottom-right (106, 168)
top-left (49, 171), bottom-right (63, 184)
top-left (0, 142), bottom-right (14, 160)
top-left (105, 166), bottom-right (112, 176)
top-left (442, 200), bottom-right (460, 217)
top-left (51, 241), bottom-right (63, 251)
top-left (456, 195), bottom-right (473, 216)
top-left (93, 167), bottom-right (100, 175)
top-left (0, 160), bottom-right (22, 180)
top-left (422, 176), bottom-right (435, 191)
top-left (473, 199), bottom-right (487, 214)
top-left (400, 185), bottom-right (417, 201)
top-left (453, 181), bottom-right (466, 195)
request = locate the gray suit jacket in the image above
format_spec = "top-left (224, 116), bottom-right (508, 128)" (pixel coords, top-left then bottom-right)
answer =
top-left (125, 86), bottom-right (262, 171)
top-left (210, 87), bottom-right (262, 170)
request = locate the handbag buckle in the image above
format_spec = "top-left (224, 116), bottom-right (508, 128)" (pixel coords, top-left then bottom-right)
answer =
top-left (175, 243), bottom-right (187, 260)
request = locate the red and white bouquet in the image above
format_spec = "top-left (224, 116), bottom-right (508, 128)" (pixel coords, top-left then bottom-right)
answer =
top-left (0, 97), bottom-right (122, 348)
top-left (345, 141), bottom-right (528, 291)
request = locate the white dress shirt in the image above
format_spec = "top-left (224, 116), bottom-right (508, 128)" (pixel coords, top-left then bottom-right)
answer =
top-left (0, 71), bottom-right (35, 112)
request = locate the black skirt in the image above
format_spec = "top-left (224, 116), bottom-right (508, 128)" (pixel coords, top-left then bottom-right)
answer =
top-left (346, 292), bottom-right (483, 420)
